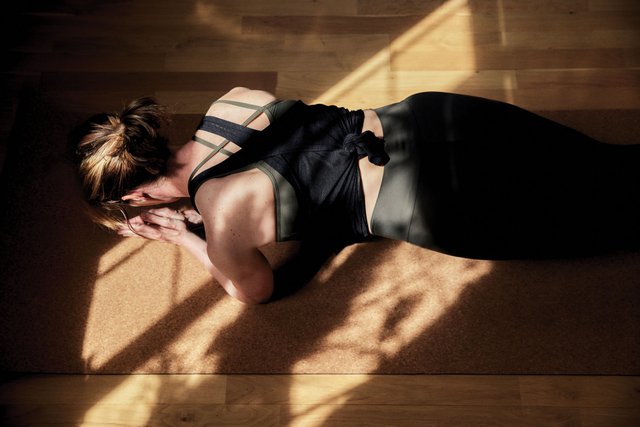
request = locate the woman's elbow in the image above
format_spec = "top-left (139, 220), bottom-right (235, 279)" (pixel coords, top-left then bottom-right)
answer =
top-left (237, 289), bottom-right (272, 305)
top-left (234, 279), bottom-right (273, 305)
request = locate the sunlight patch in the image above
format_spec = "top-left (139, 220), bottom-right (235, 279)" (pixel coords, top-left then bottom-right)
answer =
top-left (287, 375), bottom-right (371, 427)
top-left (312, 0), bottom-right (477, 107)
top-left (292, 246), bottom-right (492, 374)
top-left (82, 240), bottom-right (214, 371)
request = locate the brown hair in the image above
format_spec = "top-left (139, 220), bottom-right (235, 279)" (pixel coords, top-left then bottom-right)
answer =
top-left (72, 97), bottom-right (171, 229)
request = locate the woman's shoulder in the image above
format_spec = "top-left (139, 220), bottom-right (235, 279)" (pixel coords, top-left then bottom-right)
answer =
top-left (219, 87), bottom-right (277, 105)
top-left (203, 87), bottom-right (278, 124)
top-left (194, 170), bottom-right (277, 246)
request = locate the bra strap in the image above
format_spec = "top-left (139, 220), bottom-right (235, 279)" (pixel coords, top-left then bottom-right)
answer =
top-left (213, 99), bottom-right (280, 124)
top-left (191, 134), bottom-right (235, 157)
top-left (189, 99), bottom-right (279, 181)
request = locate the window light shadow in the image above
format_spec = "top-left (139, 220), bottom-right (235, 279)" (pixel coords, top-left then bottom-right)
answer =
top-left (72, 1), bottom-right (504, 425)
top-left (2, 0), bottom-right (632, 425)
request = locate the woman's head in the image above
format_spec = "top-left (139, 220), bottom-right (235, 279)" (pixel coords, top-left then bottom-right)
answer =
top-left (72, 97), bottom-right (171, 229)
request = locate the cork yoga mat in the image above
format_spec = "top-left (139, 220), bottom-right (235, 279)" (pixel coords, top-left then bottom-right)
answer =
top-left (1, 92), bottom-right (639, 375)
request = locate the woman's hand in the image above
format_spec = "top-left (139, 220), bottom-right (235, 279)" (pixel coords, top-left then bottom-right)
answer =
top-left (117, 207), bottom-right (201, 245)
top-left (182, 208), bottom-right (203, 226)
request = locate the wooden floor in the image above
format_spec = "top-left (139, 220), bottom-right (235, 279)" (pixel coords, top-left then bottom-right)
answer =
top-left (2, 0), bottom-right (640, 426)
top-left (1, 374), bottom-right (639, 426)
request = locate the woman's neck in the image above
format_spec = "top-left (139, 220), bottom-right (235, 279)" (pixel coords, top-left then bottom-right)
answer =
top-left (165, 141), bottom-right (200, 197)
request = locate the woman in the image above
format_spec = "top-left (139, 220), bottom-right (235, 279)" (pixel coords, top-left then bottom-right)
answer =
top-left (74, 87), bottom-right (640, 304)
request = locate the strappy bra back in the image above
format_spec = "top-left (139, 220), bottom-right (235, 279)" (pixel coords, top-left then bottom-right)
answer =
top-left (188, 98), bottom-right (294, 182)
top-left (188, 98), bottom-right (303, 241)
top-left (189, 98), bottom-right (381, 244)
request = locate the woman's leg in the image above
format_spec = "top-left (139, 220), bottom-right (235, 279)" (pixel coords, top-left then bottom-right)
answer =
top-left (375, 92), bottom-right (640, 259)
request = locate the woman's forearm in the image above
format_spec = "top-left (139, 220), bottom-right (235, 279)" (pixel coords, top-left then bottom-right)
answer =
top-left (177, 231), bottom-right (261, 304)
top-left (178, 231), bottom-right (214, 271)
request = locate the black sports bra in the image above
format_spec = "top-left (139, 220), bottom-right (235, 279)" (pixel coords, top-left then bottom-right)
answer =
top-left (188, 98), bottom-right (297, 182)
top-left (188, 98), bottom-right (389, 244)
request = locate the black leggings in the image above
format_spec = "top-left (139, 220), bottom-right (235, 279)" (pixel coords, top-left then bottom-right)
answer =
top-left (372, 92), bottom-right (640, 259)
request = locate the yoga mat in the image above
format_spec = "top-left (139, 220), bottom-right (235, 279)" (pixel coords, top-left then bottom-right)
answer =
top-left (1, 90), bottom-right (638, 374)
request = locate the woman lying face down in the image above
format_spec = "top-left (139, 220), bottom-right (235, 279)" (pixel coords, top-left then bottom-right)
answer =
top-left (73, 87), bottom-right (640, 303)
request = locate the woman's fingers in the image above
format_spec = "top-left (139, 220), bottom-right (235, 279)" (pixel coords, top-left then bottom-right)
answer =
top-left (140, 210), bottom-right (185, 229)
top-left (128, 215), bottom-right (146, 226)
top-left (150, 207), bottom-right (185, 220)
top-left (116, 207), bottom-right (193, 243)
top-left (182, 209), bottom-right (203, 224)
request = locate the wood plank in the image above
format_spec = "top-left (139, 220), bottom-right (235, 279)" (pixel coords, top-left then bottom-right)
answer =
top-left (2, 403), bottom-right (280, 427)
top-left (39, 72), bottom-right (277, 92)
top-left (242, 15), bottom-right (426, 35)
top-left (579, 407), bottom-right (640, 427)
top-left (589, 0), bottom-right (640, 11)
top-left (226, 374), bottom-right (521, 406)
top-left (378, 27), bottom-right (639, 51)
top-left (467, 0), bottom-right (591, 13)
top-left (2, 397), bottom-right (638, 427)
top-left (0, 374), bottom-right (227, 405)
top-left (242, 12), bottom-right (640, 35)
top-left (193, 0), bottom-right (359, 16)
top-left (625, 48), bottom-right (640, 67)
top-left (482, 30), bottom-right (640, 49)
top-left (155, 91), bottom-right (233, 114)
top-left (474, 11), bottom-right (640, 32)
top-left (510, 87), bottom-right (640, 110)
top-left (393, 47), bottom-right (628, 71)
top-left (8, 52), bottom-right (165, 73)
top-left (516, 69), bottom-right (640, 90)
top-left (513, 69), bottom-right (640, 110)
top-left (1, 374), bottom-right (639, 426)
top-left (165, 34), bottom-right (389, 72)
top-left (357, 0), bottom-right (450, 16)
top-left (360, 0), bottom-right (591, 15)
top-left (11, 17), bottom-right (246, 52)
top-left (33, 90), bottom-right (215, 114)
top-left (269, 15), bottom-right (638, 54)
top-left (90, 0), bottom-right (358, 17)
top-left (34, 91), bottom-right (168, 113)
top-left (283, 404), bottom-right (578, 427)
top-left (519, 376), bottom-right (640, 408)
top-left (277, 70), bottom-right (517, 108)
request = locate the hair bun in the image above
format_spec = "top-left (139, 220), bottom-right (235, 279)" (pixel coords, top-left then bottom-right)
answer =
top-left (73, 96), bottom-right (171, 228)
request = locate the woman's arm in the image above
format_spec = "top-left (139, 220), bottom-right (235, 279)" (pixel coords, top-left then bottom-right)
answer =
top-left (196, 171), bottom-right (277, 304)
top-left (180, 228), bottom-right (273, 304)
top-left (119, 206), bottom-right (274, 304)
